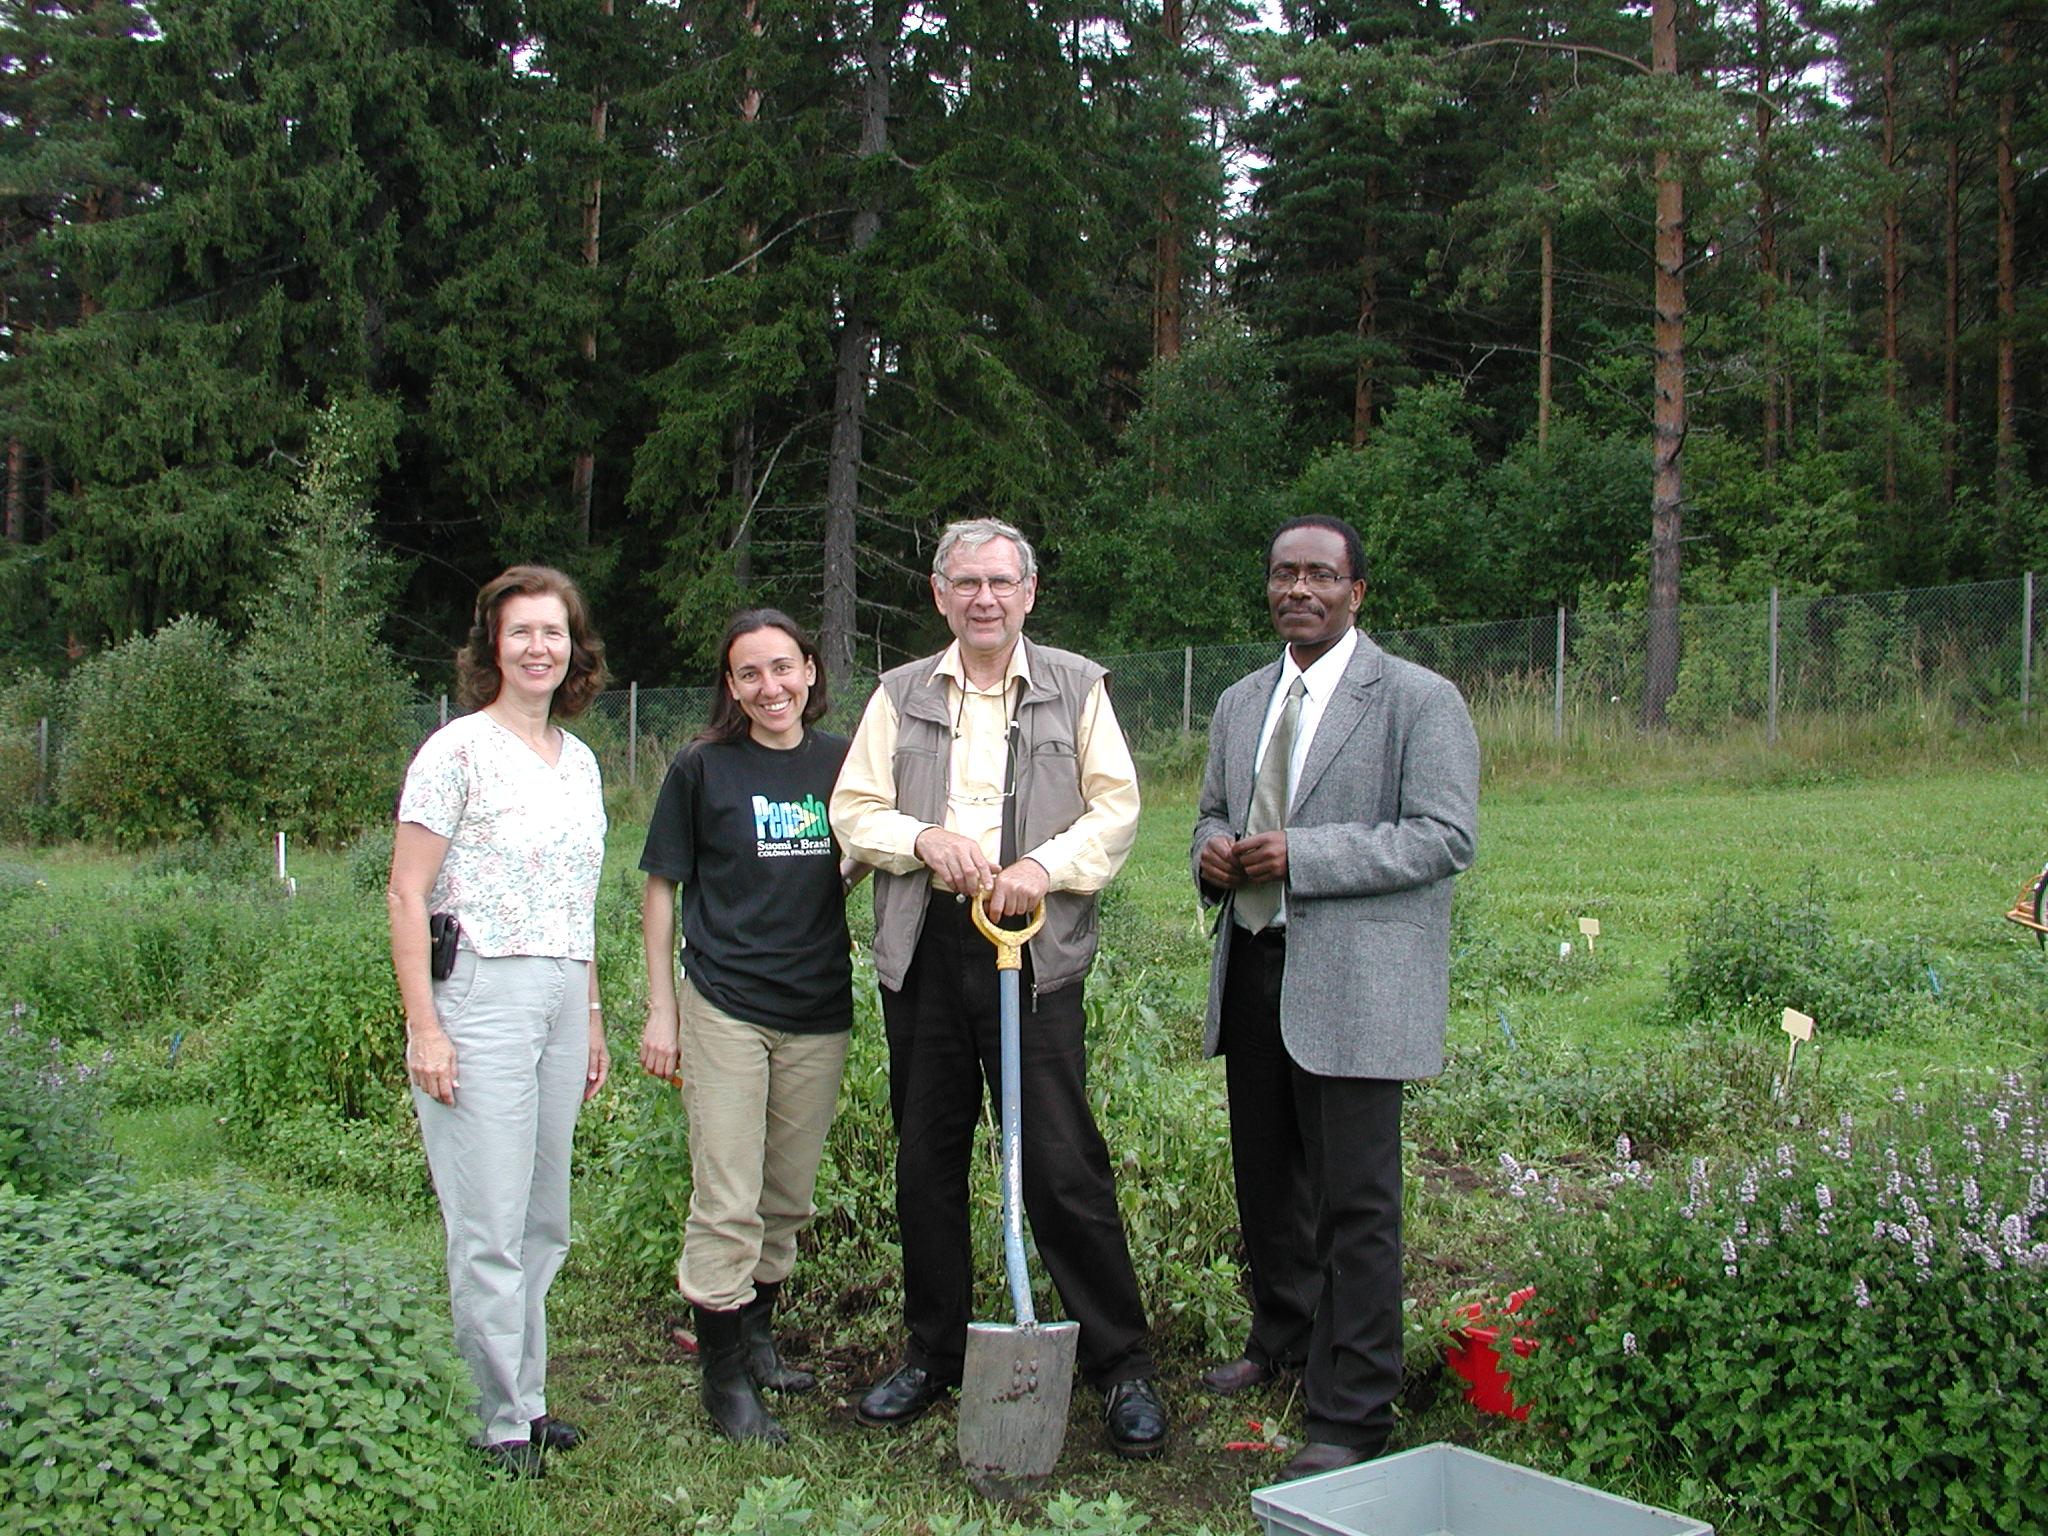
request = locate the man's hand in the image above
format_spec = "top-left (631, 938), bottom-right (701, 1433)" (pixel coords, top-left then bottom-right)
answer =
top-left (1233, 830), bottom-right (1289, 885)
top-left (987, 857), bottom-right (1050, 920)
top-left (914, 826), bottom-right (996, 895)
top-left (1198, 834), bottom-right (1246, 891)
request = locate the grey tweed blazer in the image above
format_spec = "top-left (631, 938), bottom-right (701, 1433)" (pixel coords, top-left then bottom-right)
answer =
top-left (1191, 632), bottom-right (1479, 1080)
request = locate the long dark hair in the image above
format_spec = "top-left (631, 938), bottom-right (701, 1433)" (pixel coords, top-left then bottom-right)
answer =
top-left (698, 609), bottom-right (830, 745)
top-left (455, 564), bottom-right (608, 717)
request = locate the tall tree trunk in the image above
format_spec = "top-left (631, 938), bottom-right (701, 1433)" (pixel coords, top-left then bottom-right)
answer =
top-left (1755, 0), bottom-right (1777, 472)
top-left (1351, 168), bottom-right (1381, 448)
top-left (730, 0), bottom-right (765, 588)
top-left (5, 439), bottom-right (23, 543)
top-left (1645, 0), bottom-right (1686, 729)
top-left (1994, 16), bottom-right (2017, 506)
top-left (1942, 38), bottom-right (1961, 510)
top-left (1152, 0), bottom-right (1185, 361)
top-left (1881, 28), bottom-right (1902, 508)
top-left (1537, 91), bottom-right (1554, 456)
top-left (823, 1), bottom-right (901, 681)
top-left (570, 0), bottom-right (613, 544)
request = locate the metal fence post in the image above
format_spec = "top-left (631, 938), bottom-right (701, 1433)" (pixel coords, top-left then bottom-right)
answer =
top-left (1553, 607), bottom-right (1566, 742)
top-left (2023, 572), bottom-right (2035, 726)
top-left (628, 680), bottom-right (639, 783)
top-left (1767, 587), bottom-right (1780, 746)
top-left (1181, 646), bottom-right (1193, 735)
top-left (438, 693), bottom-right (448, 727)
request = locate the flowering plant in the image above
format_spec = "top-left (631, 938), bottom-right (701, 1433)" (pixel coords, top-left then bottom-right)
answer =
top-left (0, 1006), bottom-right (109, 1197)
top-left (1507, 1080), bottom-right (2048, 1534)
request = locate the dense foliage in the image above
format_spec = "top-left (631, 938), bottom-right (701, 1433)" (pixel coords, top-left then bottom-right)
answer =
top-left (1510, 1080), bottom-right (2048, 1535)
top-left (0, 1180), bottom-right (486, 1535)
top-left (0, 1005), bottom-right (109, 1198)
top-left (0, 0), bottom-right (2040, 696)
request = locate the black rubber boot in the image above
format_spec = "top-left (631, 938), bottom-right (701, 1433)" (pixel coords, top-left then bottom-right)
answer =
top-left (741, 1281), bottom-right (817, 1394)
top-left (696, 1306), bottom-right (787, 1443)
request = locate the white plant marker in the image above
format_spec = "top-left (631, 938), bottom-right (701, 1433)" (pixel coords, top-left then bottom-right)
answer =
top-left (276, 832), bottom-right (297, 898)
top-left (1558, 941), bottom-right (1572, 960)
top-left (1578, 916), bottom-right (1600, 954)
top-left (1781, 1007), bottom-right (1815, 1077)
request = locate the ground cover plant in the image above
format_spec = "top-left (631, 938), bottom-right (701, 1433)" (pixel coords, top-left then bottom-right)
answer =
top-left (4, 756), bottom-right (2043, 1534)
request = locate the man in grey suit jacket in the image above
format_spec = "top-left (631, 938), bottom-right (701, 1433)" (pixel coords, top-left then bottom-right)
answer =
top-left (1191, 515), bottom-right (1478, 1479)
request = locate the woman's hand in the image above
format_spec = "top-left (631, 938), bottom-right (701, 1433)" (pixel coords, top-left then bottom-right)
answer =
top-left (639, 1002), bottom-right (681, 1084)
top-left (407, 1021), bottom-right (459, 1106)
top-left (584, 1014), bottom-right (611, 1101)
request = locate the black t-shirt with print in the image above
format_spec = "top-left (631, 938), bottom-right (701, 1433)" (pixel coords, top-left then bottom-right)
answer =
top-left (638, 730), bottom-right (853, 1034)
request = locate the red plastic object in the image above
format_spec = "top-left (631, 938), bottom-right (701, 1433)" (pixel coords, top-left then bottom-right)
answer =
top-left (1443, 1286), bottom-right (1537, 1420)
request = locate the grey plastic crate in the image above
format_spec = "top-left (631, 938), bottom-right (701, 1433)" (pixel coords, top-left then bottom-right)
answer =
top-left (1251, 1445), bottom-right (1712, 1536)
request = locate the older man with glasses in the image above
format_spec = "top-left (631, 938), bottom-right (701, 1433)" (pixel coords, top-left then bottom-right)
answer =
top-left (830, 516), bottom-right (1167, 1459)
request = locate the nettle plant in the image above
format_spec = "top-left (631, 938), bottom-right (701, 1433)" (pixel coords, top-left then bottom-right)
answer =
top-left (1508, 1078), bottom-right (2048, 1536)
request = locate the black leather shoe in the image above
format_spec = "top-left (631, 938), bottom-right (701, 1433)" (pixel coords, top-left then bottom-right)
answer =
top-left (855, 1363), bottom-right (951, 1427)
top-left (1283, 1440), bottom-right (1377, 1480)
top-left (1103, 1377), bottom-right (1168, 1458)
top-left (529, 1413), bottom-right (583, 1452)
top-left (1199, 1356), bottom-right (1273, 1396)
top-left (482, 1439), bottom-right (546, 1480)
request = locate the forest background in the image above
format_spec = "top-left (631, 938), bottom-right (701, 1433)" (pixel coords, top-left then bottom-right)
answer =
top-left (2, 0), bottom-right (2044, 729)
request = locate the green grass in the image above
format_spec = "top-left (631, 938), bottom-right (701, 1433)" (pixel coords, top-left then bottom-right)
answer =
top-left (41, 754), bottom-right (2048, 1533)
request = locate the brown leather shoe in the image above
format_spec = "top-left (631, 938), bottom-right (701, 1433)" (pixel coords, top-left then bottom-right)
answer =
top-left (1199, 1356), bottom-right (1273, 1395)
top-left (1283, 1440), bottom-right (1375, 1480)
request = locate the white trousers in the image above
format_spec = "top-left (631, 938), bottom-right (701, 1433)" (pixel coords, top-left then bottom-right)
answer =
top-left (414, 951), bottom-right (589, 1445)
top-left (675, 975), bottom-right (850, 1312)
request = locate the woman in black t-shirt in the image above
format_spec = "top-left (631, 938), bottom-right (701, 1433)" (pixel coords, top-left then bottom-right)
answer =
top-left (638, 610), bottom-right (864, 1443)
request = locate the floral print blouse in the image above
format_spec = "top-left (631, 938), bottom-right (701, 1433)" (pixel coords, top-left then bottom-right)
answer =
top-left (397, 711), bottom-right (607, 960)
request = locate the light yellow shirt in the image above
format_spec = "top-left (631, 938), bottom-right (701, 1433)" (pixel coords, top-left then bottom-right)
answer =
top-left (831, 640), bottom-right (1140, 893)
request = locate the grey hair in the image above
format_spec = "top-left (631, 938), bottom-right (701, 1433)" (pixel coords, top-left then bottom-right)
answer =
top-left (932, 517), bottom-right (1037, 583)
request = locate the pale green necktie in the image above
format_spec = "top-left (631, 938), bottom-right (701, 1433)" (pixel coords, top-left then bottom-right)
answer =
top-left (1235, 675), bottom-right (1305, 933)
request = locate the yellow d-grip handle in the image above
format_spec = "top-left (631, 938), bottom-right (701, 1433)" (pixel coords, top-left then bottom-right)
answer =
top-left (970, 894), bottom-right (1046, 971)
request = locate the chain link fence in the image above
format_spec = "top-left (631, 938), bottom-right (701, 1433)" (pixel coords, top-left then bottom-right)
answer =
top-left (10, 576), bottom-right (2043, 816)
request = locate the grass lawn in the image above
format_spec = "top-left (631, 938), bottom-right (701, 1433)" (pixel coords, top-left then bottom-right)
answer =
top-left (80, 757), bottom-right (2048, 1534)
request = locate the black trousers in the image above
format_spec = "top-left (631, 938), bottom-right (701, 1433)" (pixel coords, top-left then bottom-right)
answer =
top-left (878, 892), bottom-right (1153, 1389)
top-left (1220, 924), bottom-right (1403, 1450)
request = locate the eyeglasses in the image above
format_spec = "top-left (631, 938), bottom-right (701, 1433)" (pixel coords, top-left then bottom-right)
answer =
top-left (940, 575), bottom-right (1024, 599)
top-left (1267, 565), bottom-right (1353, 593)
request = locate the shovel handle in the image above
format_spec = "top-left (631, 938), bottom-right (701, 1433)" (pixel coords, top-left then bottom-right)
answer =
top-left (970, 895), bottom-right (1046, 971)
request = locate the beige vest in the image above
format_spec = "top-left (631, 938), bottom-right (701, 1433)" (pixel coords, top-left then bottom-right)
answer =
top-left (869, 638), bottom-right (1106, 999)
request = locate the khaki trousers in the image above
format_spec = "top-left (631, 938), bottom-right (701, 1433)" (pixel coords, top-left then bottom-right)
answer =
top-left (413, 951), bottom-right (589, 1446)
top-left (675, 975), bottom-right (850, 1311)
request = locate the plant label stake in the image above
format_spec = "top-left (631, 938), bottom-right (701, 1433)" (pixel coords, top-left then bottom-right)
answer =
top-left (1781, 1008), bottom-right (1815, 1079)
top-left (1578, 916), bottom-right (1600, 953)
top-left (958, 896), bottom-right (1077, 1500)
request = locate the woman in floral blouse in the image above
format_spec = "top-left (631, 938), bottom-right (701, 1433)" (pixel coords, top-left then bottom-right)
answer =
top-left (386, 565), bottom-right (612, 1479)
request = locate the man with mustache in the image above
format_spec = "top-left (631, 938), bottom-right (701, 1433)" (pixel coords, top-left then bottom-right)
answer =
top-left (1191, 515), bottom-right (1478, 1478)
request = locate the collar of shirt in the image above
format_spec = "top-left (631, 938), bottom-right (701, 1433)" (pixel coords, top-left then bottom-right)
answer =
top-left (1276, 624), bottom-right (1358, 706)
top-left (933, 638), bottom-right (1031, 697)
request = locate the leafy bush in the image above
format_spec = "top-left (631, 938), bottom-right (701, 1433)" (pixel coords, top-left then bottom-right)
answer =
top-left (134, 834), bottom-right (272, 888)
top-left (0, 1179), bottom-right (486, 1535)
top-left (219, 910), bottom-right (407, 1144)
top-left (1664, 871), bottom-right (1938, 1036)
top-left (0, 670), bottom-right (59, 844)
top-left (345, 822), bottom-right (395, 895)
top-left (56, 616), bottom-right (248, 847)
top-left (1510, 1079), bottom-right (2048, 1535)
top-left (0, 874), bottom-right (279, 1043)
top-left (0, 1009), bottom-right (111, 1197)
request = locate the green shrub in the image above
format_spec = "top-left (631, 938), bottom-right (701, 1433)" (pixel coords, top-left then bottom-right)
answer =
top-left (345, 822), bottom-right (395, 896)
top-left (234, 401), bottom-right (415, 846)
top-left (134, 834), bottom-right (272, 888)
top-left (1510, 1078), bottom-right (2048, 1535)
top-left (56, 616), bottom-right (248, 847)
top-left (0, 1009), bottom-right (111, 1197)
top-left (261, 1100), bottom-right (432, 1206)
top-left (1664, 871), bottom-right (1938, 1036)
top-left (0, 671), bottom-right (58, 844)
top-left (0, 875), bottom-right (279, 1043)
top-left (0, 1179), bottom-right (486, 1535)
top-left (219, 911), bottom-right (406, 1144)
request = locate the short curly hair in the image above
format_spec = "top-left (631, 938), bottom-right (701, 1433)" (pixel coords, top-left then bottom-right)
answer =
top-left (455, 565), bottom-right (608, 718)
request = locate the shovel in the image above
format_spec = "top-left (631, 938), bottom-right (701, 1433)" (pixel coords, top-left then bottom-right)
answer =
top-left (958, 894), bottom-right (1078, 1499)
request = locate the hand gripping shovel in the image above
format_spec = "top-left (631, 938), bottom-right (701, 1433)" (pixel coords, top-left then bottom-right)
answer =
top-left (958, 895), bottom-right (1078, 1498)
